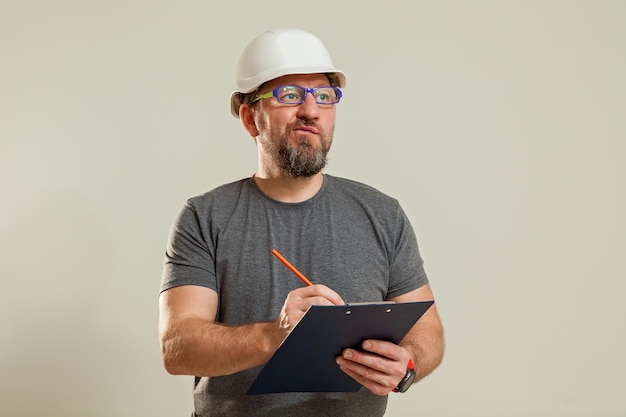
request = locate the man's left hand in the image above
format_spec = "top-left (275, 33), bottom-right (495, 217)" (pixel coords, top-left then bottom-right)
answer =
top-left (336, 339), bottom-right (411, 396)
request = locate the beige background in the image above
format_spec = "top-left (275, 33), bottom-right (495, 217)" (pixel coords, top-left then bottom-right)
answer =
top-left (1, 1), bottom-right (624, 416)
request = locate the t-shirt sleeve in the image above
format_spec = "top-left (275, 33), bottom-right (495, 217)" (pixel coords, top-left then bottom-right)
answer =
top-left (385, 205), bottom-right (429, 299)
top-left (160, 201), bottom-right (217, 294)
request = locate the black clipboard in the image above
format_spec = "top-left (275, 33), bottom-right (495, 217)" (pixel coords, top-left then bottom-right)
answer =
top-left (246, 300), bottom-right (434, 395)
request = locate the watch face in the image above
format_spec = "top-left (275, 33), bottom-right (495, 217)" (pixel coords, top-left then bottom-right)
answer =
top-left (398, 369), bottom-right (416, 393)
top-left (405, 369), bottom-right (416, 386)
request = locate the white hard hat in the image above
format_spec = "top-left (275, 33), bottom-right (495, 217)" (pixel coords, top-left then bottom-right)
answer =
top-left (230, 28), bottom-right (346, 118)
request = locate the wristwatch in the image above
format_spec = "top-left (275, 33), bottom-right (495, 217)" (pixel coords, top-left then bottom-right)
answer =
top-left (393, 359), bottom-right (416, 393)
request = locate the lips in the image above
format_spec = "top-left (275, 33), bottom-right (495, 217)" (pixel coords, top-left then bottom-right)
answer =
top-left (293, 125), bottom-right (319, 135)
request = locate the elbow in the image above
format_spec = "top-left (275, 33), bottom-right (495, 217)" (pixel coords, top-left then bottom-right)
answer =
top-left (431, 326), bottom-right (446, 372)
top-left (163, 361), bottom-right (186, 376)
top-left (160, 335), bottom-right (187, 375)
top-left (162, 352), bottom-right (183, 375)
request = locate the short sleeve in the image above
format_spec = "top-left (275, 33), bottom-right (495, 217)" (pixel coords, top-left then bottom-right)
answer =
top-left (385, 205), bottom-right (429, 299)
top-left (160, 201), bottom-right (216, 294)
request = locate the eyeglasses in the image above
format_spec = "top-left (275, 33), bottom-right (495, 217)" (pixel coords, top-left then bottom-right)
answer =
top-left (251, 85), bottom-right (342, 105)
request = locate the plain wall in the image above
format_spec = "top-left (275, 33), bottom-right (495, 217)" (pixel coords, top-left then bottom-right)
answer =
top-left (1, 1), bottom-right (624, 416)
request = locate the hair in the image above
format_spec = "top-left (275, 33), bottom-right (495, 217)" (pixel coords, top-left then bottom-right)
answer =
top-left (240, 88), bottom-right (260, 107)
top-left (325, 73), bottom-right (341, 88)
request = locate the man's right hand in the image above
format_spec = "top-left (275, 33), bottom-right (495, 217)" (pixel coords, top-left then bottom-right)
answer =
top-left (275, 284), bottom-right (345, 335)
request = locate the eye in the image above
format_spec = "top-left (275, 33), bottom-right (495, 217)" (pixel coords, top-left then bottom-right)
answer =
top-left (314, 87), bottom-right (337, 104)
top-left (278, 87), bottom-right (303, 103)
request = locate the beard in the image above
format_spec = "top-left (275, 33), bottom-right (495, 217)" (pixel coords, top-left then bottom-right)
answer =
top-left (261, 120), bottom-right (333, 177)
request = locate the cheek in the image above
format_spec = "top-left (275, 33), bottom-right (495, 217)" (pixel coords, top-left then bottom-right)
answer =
top-left (265, 115), bottom-right (293, 136)
top-left (254, 112), bottom-right (271, 134)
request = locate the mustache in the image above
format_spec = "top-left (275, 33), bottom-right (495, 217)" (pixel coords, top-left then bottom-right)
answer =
top-left (293, 117), bottom-right (316, 128)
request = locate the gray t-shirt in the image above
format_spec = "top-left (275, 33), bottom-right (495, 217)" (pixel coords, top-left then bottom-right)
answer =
top-left (161, 174), bottom-right (428, 417)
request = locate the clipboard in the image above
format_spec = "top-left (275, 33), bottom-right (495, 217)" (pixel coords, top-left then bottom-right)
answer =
top-left (246, 300), bottom-right (434, 395)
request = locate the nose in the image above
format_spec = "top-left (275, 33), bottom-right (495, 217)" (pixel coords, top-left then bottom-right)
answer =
top-left (297, 90), bottom-right (320, 119)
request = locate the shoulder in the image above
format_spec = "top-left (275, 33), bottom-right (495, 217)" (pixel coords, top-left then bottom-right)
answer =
top-left (174, 178), bottom-right (254, 229)
top-left (325, 175), bottom-right (400, 208)
top-left (186, 178), bottom-right (250, 211)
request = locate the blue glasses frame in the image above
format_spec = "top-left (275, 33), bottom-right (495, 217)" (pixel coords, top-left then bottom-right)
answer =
top-left (251, 85), bottom-right (342, 105)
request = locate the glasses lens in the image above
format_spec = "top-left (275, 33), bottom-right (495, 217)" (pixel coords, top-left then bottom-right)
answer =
top-left (276, 86), bottom-right (306, 104)
top-left (274, 86), bottom-right (342, 104)
top-left (313, 87), bottom-right (341, 104)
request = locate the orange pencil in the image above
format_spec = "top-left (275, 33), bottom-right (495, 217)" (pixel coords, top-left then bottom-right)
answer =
top-left (271, 249), bottom-right (314, 286)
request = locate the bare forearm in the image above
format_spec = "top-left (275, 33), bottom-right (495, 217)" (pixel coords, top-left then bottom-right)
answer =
top-left (402, 319), bottom-right (445, 383)
top-left (161, 316), bottom-right (284, 377)
top-left (389, 285), bottom-right (445, 384)
top-left (159, 284), bottom-right (345, 377)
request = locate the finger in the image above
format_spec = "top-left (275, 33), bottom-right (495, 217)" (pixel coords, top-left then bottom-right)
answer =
top-left (339, 348), bottom-right (392, 375)
top-left (280, 286), bottom-right (344, 330)
top-left (339, 343), bottom-right (409, 382)
top-left (296, 284), bottom-right (345, 306)
top-left (339, 367), bottom-right (390, 396)
top-left (360, 340), bottom-right (407, 363)
top-left (336, 354), bottom-right (396, 395)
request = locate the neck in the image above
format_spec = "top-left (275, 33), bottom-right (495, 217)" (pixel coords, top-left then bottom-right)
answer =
top-left (253, 172), bottom-right (324, 203)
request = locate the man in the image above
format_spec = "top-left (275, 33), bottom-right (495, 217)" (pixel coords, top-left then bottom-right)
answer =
top-left (159, 28), bottom-right (444, 416)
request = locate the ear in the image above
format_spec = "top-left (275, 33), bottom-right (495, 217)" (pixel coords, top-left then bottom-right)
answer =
top-left (239, 104), bottom-right (259, 138)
